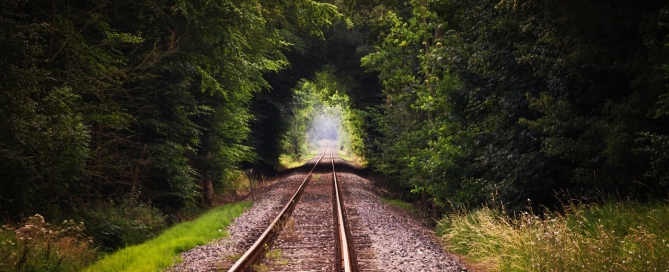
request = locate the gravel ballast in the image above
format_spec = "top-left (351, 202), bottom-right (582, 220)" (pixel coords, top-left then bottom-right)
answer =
top-left (171, 164), bottom-right (469, 271)
top-left (338, 169), bottom-right (468, 272)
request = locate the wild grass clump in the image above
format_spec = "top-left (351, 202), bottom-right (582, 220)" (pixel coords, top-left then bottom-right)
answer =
top-left (83, 201), bottom-right (251, 272)
top-left (381, 198), bottom-right (417, 214)
top-left (438, 200), bottom-right (669, 271)
top-left (0, 214), bottom-right (96, 271)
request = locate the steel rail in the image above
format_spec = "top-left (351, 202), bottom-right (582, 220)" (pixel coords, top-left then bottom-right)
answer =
top-left (228, 145), bottom-right (328, 272)
top-left (331, 145), bottom-right (353, 272)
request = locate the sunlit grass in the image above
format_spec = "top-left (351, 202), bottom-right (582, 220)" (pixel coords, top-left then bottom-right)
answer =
top-left (277, 148), bottom-right (323, 171)
top-left (337, 148), bottom-right (367, 167)
top-left (83, 201), bottom-right (251, 272)
top-left (277, 154), bottom-right (307, 171)
top-left (337, 149), bottom-right (354, 161)
top-left (438, 200), bottom-right (669, 271)
top-left (381, 198), bottom-right (417, 214)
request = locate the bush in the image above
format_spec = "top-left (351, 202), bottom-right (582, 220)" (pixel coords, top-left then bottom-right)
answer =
top-left (82, 198), bottom-right (166, 252)
top-left (0, 214), bottom-right (96, 271)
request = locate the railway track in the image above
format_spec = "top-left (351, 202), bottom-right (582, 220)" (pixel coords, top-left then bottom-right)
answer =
top-left (228, 143), bottom-right (356, 272)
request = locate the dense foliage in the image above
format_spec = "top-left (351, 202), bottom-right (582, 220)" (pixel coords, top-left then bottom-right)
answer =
top-left (280, 69), bottom-right (367, 160)
top-left (357, 0), bottom-right (669, 212)
top-left (0, 0), bottom-right (341, 252)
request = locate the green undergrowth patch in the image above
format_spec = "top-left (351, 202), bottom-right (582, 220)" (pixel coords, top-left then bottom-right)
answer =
top-left (438, 200), bottom-right (669, 271)
top-left (337, 149), bottom-right (353, 161)
top-left (278, 154), bottom-right (305, 171)
top-left (83, 201), bottom-right (251, 272)
top-left (381, 198), bottom-right (417, 215)
top-left (337, 148), bottom-right (366, 167)
top-left (277, 148), bottom-right (322, 171)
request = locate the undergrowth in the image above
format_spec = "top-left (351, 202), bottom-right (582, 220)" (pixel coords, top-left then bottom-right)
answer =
top-left (82, 198), bottom-right (166, 252)
top-left (277, 154), bottom-right (307, 171)
top-left (438, 200), bottom-right (669, 271)
top-left (0, 214), bottom-right (96, 271)
top-left (83, 201), bottom-right (251, 272)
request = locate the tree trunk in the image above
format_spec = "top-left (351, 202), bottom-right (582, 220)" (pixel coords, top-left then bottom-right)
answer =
top-left (201, 151), bottom-right (214, 206)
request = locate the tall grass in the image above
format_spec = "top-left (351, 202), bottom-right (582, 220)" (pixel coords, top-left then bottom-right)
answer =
top-left (438, 200), bottom-right (669, 271)
top-left (83, 201), bottom-right (251, 272)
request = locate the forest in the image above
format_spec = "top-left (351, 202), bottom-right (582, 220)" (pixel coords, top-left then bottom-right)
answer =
top-left (2, 0), bottom-right (669, 269)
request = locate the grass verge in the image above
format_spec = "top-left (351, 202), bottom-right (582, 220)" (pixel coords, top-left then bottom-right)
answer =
top-left (83, 201), bottom-right (251, 272)
top-left (381, 198), bottom-right (417, 215)
top-left (438, 200), bottom-right (669, 271)
top-left (277, 148), bottom-right (322, 171)
top-left (277, 154), bottom-right (305, 171)
top-left (337, 148), bottom-right (367, 167)
top-left (337, 149), bottom-right (354, 161)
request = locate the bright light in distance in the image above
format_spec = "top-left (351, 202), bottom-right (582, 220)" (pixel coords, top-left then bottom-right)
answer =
top-left (307, 107), bottom-right (341, 147)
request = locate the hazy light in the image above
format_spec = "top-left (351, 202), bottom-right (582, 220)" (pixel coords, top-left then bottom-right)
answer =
top-left (307, 107), bottom-right (342, 148)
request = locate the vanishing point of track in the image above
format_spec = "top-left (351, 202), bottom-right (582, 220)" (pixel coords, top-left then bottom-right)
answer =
top-left (228, 143), bottom-right (356, 271)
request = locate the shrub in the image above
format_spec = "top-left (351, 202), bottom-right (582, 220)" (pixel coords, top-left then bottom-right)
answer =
top-left (0, 214), bottom-right (96, 271)
top-left (82, 198), bottom-right (166, 252)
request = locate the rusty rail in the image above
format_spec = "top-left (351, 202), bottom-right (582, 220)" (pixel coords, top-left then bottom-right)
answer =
top-left (331, 146), bottom-right (354, 272)
top-left (228, 145), bottom-right (327, 272)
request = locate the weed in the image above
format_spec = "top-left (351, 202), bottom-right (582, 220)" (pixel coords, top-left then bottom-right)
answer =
top-left (250, 263), bottom-right (270, 271)
top-left (225, 252), bottom-right (243, 262)
top-left (265, 249), bottom-right (288, 266)
top-left (0, 214), bottom-right (96, 271)
top-left (281, 217), bottom-right (300, 242)
top-left (265, 249), bottom-right (282, 259)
